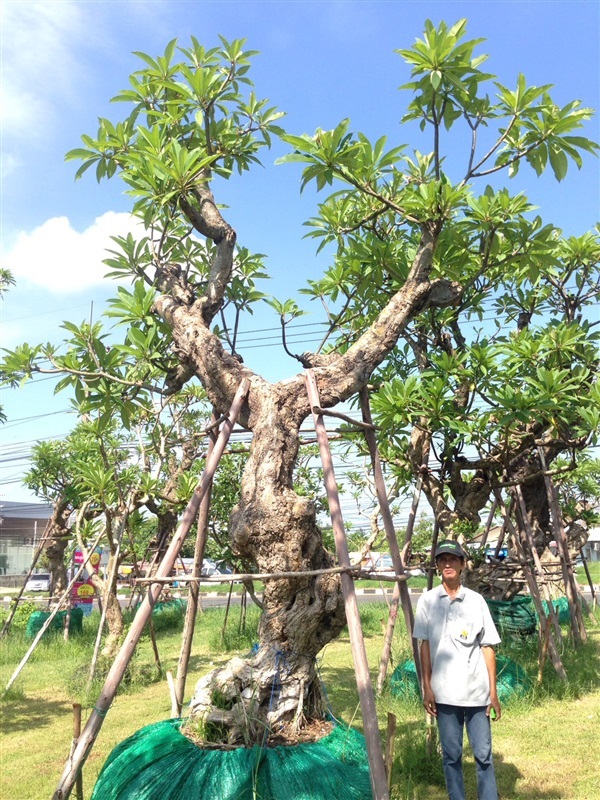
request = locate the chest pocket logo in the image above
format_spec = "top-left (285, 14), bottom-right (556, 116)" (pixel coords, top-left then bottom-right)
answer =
top-left (451, 620), bottom-right (476, 645)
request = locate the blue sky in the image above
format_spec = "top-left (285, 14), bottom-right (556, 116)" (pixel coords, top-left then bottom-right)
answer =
top-left (1, 0), bottom-right (599, 504)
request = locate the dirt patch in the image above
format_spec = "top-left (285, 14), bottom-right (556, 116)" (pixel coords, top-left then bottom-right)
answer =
top-left (181, 717), bottom-right (335, 749)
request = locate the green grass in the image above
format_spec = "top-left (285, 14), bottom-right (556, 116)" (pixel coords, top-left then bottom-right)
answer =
top-left (578, 560), bottom-right (600, 585)
top-left (1, 601), bottom-right (599, 799)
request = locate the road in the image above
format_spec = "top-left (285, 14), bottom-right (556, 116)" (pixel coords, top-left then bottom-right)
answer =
top-left (5, 585), bottom-right (596, 613)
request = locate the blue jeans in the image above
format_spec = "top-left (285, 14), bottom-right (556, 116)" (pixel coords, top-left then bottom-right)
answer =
top-left (436, 704), bottom-right (498, 800)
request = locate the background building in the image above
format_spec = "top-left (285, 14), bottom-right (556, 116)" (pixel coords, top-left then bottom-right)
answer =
top-left (0, 501), bottom-right (53, 584)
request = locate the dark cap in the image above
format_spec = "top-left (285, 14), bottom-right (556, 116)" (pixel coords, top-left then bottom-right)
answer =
top-left (435, 540), bottom-right (466, 560)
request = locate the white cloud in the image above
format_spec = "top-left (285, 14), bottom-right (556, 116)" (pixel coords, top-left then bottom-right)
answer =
top-left (0, 1), bottom-right (85, 134)
top-left (3, 212), bottom-right (142, 292)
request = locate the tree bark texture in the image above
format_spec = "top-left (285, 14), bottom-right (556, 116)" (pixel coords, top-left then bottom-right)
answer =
top-left (45, 503), bottom-right (72, 601)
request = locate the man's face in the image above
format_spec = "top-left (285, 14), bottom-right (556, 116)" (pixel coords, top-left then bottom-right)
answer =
top-left (436, 553), bottom-right (464, 580)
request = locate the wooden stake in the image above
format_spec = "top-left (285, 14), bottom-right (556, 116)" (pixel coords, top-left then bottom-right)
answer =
top-left (174, 417), bottom-right (217, 713)
top-left (52, 379), bottom-right (250, 800)
top-left (306, 371), bottom-right (389, 800)
top-left (359, 388), bottom-right (422, 694)
top-left (70, 703), bottom-right (84, 800)
top-left (537, 614), bottom-right (551, 686)
top-left (166, 671), bottom-right (179, 718)
top-left (385, 712), bottom-right (397, 790)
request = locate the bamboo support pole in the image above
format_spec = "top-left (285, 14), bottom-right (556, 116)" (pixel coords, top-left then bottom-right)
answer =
top-left (579, 551), bottom-right (596, 609)
top-left (306, 370), bottom-right (389, 800)
top-left (5, 526), bottom-right (107, 692)
top-left (312, 405), bottom-right (377, 430)
top-left (514, 486), bottom-right (563, 646)
top-left (479, 499), bottom-right (498, 551)
top-left (220, 580), bottom-right (234, 644)
top-left (174, 418), bottom-right (217, 714)
top-left (426, 520), bottom-right (440, 592)
top-left (360, 386), bottom-right (422, 694)
top-left (401, 476), bottom-right (423, 563)
top-left (52, 379), bottom-right (250, 800)
top-left (493, 509), bottom-right (509, 559)
top-left (134, 564), bottom-right (408, 584)
top-left (537, 447), bottom-right (587, 644)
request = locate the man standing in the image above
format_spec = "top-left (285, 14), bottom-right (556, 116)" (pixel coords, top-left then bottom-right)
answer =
top-left (413, 539), bottom-right (501, 800)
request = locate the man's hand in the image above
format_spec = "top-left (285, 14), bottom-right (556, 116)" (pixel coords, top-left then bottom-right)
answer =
top-left (482, 645), bottom-right (501, 721)
top-left (487, 693), bottom-right (501, 721)
top-left (423, 686), bottom-right (437, 717)
top-left (419, 640), bottom-right (437, 715)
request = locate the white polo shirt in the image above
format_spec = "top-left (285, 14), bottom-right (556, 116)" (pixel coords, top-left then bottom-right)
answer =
top-left (413, 583), bottom-right (501, 706)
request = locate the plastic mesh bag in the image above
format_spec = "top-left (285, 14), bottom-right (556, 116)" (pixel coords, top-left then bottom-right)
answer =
top-left (91, 719), bottom-right (373, 800)
top-left (389, 659), bottom-right (420, 701)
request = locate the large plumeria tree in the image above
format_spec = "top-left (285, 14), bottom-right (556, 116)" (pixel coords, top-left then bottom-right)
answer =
top-left (3, 21), bottom-right (597, 741)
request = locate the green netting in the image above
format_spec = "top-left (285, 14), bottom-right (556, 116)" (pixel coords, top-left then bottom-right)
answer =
top-left (148, 599), bottom-right (188, 631)
top-left (390, 655), bottom-right (531, 704)
top-left (91, 718), bottom-right (373, 800)
top-left (495, 654), bottom-right (532, 702)
top-left (485, 596), bottom-right (537, 636)
top-left (25, 607), bottom-right (84, 640)
top-left (152, 599), bottom-right (187, 615)
top-left (389, 659), bottom-right (420, 701)
top-left (541, 596), bottom-right (571, 625)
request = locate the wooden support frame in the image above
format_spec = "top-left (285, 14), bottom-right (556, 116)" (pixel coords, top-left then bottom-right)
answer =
top-left (514, 486), bottom-right (563, 646)
top-left (306, 370), bottom-right (389, 800)
top-left (537, 447), bottom-right (587, 645)
top-left (52, 379), bottom-right (250, 800)
top-left (493, 488), bottom-right (567, 682)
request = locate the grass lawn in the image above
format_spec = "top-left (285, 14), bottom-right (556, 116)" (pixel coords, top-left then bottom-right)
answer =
top-left (579, 559), bottom-right (600, 586)
top-left (1, 600), bottom-right (599, 799)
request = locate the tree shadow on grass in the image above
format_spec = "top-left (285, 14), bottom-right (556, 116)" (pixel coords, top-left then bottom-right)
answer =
top-left (0, 692), bottom-right (70, 734)
top-left (491, 751), bottom-right (566, 799)
top-left (399, 743), bottom-right (568, 800)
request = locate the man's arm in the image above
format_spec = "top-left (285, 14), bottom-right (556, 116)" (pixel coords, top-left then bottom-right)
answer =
top-left (482, 645), bottom-right (501, 720)
top-left (420, 640), bottom-right (437, 717)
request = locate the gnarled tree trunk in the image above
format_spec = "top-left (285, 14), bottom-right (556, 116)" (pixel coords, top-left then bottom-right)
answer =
top-left (160, 222), bottom-right (461, 742)
top-left (44, 501), bottom-right (72, 602)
